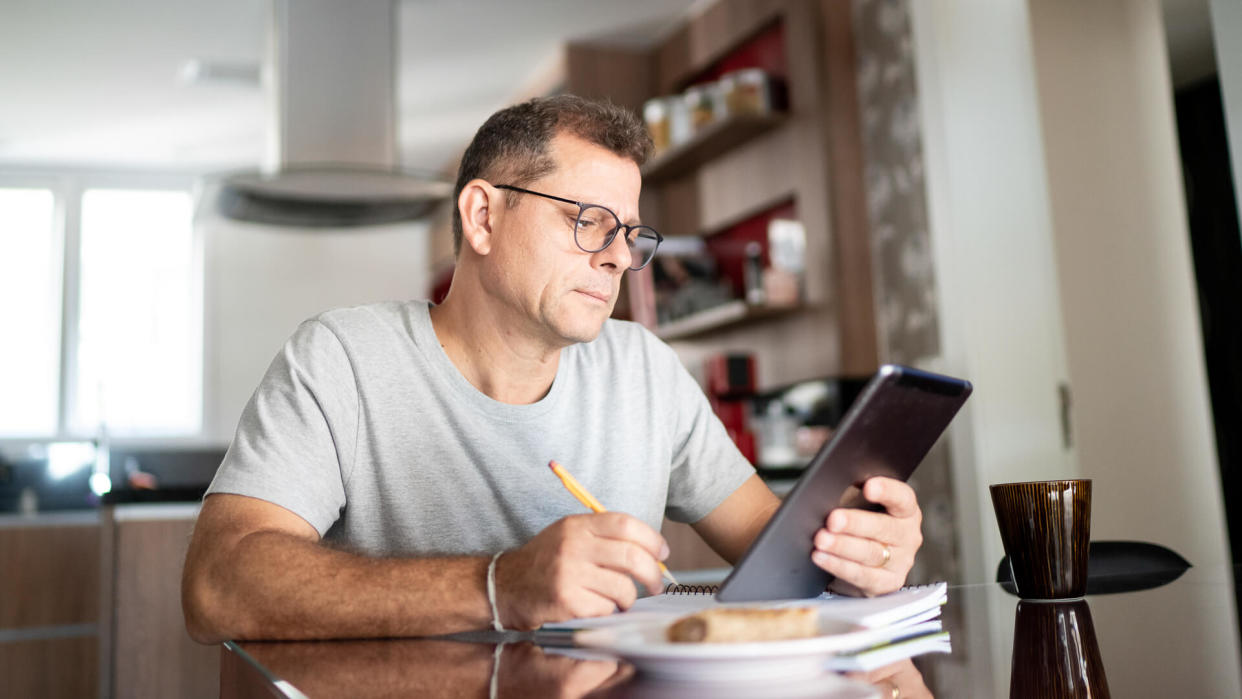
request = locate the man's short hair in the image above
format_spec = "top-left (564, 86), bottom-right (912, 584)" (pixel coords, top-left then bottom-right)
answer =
top-left (451, 94), bottom-right (654, 256)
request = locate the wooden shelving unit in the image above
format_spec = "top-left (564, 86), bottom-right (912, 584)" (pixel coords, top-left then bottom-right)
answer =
top-left (641, 113), bottom-right (786, 184)
top-left (568, 0), bottom-right (878, 385)
top-left (655, 299), bottom-right (802, 341)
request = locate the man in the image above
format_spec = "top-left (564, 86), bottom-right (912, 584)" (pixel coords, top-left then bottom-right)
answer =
top-left (182, 95), bottom-right (923, 642)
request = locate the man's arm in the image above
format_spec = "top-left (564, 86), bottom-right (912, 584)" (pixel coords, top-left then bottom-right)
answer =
top-left (690, 474), bottom-right (923, 596)
top-left (182, 493), bottom-right (669, 642)
top-left (182, 493), bottom-right (491, 642)
top-left (689, 474), bottom-right (781, 564)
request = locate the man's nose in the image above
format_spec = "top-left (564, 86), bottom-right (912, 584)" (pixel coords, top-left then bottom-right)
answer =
top-left (592, 229), bottom-right (633, 271)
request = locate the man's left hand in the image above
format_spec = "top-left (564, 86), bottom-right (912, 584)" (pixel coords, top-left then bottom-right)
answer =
top-left (810, 477), bottom-right (923, 596)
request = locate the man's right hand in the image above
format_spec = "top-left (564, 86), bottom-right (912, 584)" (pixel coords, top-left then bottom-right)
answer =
top-left (494, 512), bottom-right (669, 630)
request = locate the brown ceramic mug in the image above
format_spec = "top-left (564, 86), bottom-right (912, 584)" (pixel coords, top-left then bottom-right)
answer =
top-left (990, 479), bottom-right (1092, 600)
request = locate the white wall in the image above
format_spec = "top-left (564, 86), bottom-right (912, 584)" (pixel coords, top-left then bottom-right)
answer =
top-left (913, 0), bottom-right (1238, 695)
top-left (1211, 0), bottom-right (1242, 222)
top-left (197, 184), bottom-right (430, 444)
top-left (1027, 1), bottom-right (1238, 693)
top-left (909, 1), bottom-right (1075, 694)
top-left (1030, 0), bottom-right (1228, 570)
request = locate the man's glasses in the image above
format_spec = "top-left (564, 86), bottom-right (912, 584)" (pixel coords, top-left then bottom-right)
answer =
top-left (494, 184), bottom-right (662, 271)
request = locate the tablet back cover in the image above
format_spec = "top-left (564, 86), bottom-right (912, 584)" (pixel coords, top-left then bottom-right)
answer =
top-left (715, 365), bottom-right (971, 602)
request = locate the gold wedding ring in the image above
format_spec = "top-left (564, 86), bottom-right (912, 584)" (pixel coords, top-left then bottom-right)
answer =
top-left (880, 544), bottom-right (892, 567)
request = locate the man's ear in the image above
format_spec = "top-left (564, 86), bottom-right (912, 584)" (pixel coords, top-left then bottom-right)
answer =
top-left (458, 180), bottom-right (495, 256)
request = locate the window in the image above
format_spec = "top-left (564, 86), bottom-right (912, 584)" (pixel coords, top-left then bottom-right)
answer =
top-left (0, 179), bottom-right (201, 442)
top-left (0, 188), bottom-right (61, 437)
top-left (73, 189), bottom-right (201, 436)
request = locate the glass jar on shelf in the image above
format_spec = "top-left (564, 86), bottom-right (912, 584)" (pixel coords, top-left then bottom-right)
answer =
top-left (720, 68), bottom-right (775, 117)
top-left (643, 97), bottom-right (671, 154)
top-left (682, 82), bottom-right (722, 134)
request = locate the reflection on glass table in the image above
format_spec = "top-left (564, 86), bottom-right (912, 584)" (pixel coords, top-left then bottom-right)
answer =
top-left (221, 564), bottom-right (1241, 698)
top-left (1008, 599), bottom-right (1108, 698)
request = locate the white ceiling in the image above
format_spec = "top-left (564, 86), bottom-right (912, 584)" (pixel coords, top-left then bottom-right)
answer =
top-left (0, 0), bottom-right (1217, 174)
top-left (0, 0), bottom-right (701, 173)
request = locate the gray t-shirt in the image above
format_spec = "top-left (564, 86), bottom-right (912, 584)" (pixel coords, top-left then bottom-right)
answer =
top-left (207, 300), bottom-right (754, 557)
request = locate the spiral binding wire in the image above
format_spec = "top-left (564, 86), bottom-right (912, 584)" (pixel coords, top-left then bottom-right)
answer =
top-left (663, 581), bottom-right (938, 596)
top-left (663, 583), bottom-right (720, 595)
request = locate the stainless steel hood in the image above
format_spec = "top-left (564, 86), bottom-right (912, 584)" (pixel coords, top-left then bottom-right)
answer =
top-left (217, 0), bottom-right (451, 227)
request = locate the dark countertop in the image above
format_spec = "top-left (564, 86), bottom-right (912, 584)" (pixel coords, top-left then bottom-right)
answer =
top-left (101, 486), bottom-right (207, 505)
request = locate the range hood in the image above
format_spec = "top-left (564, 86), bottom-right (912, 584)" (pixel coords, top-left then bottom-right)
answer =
top-left (217, 0), bottom-right (451, 227)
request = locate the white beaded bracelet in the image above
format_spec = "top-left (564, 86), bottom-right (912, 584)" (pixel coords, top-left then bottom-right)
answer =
top-left (487, 551), bottom-right (505, 632)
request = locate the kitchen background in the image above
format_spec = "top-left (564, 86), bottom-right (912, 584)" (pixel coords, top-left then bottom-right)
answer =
top-left (2, 0), bottom-right (1241, 697)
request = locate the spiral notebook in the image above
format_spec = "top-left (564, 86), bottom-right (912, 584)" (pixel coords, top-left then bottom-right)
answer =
top-left (823, 624), bottom-right (952, 671)
top-left (542, 581), bottom-right (947, 633)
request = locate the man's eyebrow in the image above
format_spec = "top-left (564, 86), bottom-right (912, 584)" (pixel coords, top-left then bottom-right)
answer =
top-left (598, 202), bottom-right (640, 226)
top-left (582, 199), bottom-right (640, 225)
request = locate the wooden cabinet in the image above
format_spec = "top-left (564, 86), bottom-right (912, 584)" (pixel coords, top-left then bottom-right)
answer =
top-left (100, 504), bottom-right (218, 699)
top-left (0, 506), bottom-right (217, 699)
top-left (0, 514), bottom-right (101, 699)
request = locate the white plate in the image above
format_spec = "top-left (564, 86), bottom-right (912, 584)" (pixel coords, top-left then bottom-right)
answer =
top-left (575, 617), bottom-right (894, 684)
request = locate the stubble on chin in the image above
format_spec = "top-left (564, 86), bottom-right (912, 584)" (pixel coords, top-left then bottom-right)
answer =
top-left (554, 315), bottom-right (607, 345)
top-left (544, 302), bottom-right (610, 346)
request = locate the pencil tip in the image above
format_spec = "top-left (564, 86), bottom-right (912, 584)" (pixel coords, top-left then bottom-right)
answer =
top-left (548, 460), bottom-right (559, 470)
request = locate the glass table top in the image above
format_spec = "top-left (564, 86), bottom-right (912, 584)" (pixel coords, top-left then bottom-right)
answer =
top-left (222, 564), bottom-right (1241, 698)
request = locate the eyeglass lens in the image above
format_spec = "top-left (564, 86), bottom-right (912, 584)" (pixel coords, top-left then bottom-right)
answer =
top-left (575, 205), bottom-right (660, 270)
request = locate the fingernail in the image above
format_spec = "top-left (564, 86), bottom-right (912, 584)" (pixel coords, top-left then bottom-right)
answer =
top-left (820, 533), bottom-right (835, 548)
top-left (659, 543), bottom-right (670, 560)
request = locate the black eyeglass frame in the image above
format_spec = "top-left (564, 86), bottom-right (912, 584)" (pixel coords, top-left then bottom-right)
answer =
top-left (493, 184), bottom-right (663, 270)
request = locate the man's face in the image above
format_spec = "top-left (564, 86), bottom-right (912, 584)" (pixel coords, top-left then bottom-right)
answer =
top-left (481, 132), bottom-right (642, 347)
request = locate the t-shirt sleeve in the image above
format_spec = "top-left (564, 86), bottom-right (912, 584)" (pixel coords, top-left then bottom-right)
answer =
top-left (657, 339), bottom-right (755, 524)
top-left (206, 319), bottom-right (358, 536)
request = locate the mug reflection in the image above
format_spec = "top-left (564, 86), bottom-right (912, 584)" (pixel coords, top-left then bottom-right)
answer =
top-left (1009, 599), bottom-right (1110, 698)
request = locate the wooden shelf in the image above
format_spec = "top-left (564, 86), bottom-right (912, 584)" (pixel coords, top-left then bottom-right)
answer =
top-left (655, 299), bottom-right (801, 340)
top-left (641, 112), bottom-right (786, 184)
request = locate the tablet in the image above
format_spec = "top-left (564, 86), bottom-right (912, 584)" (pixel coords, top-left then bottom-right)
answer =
top-left (714, 364), bottom-right (972, 602)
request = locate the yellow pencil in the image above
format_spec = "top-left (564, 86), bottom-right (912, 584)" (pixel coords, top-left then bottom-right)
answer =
top-left (548, 460), bottom-right (679, 586)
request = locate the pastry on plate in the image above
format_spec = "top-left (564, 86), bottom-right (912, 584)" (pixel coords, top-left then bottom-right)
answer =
top-left (666, 607), bottom-right (819, 643)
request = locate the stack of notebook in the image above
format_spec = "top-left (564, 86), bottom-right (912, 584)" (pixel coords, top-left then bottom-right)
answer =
top-left (542, 581), bottom-right (951, 673)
